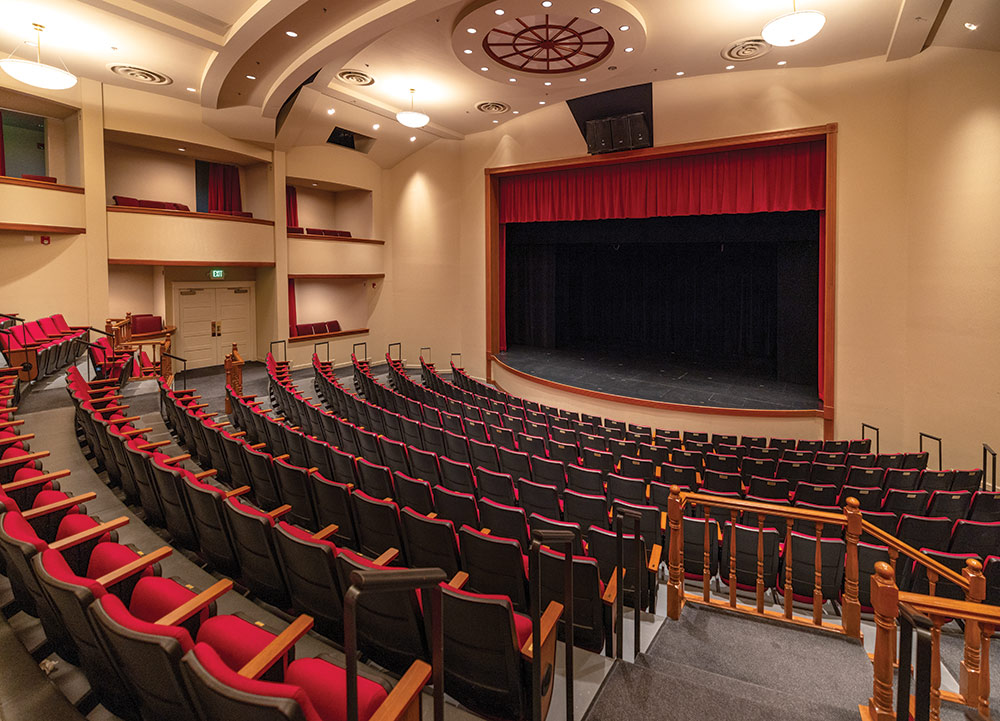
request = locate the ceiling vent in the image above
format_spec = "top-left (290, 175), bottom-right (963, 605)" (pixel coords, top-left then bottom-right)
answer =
top-left (476, 101), bottom-right (510, 114)
top-left (336, 69), bottom-right (374, 86)
top-left (721, 37), bottom-right (772, 62)
top-left (107, 64), bottom-right (173, 85)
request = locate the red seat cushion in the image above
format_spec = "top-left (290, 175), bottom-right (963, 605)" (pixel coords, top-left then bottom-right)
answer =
top-left (86, 541), bottom-right (151, 581)
top-left (32, 489), bottom-right (76, 512)
top-left (2, 512), bottom-right (45, 551)
top-left (56, 514), bottom-right (106, 542)
top-left (194, 619), bottom-right (285, 674)
top-left (512, 611), bottom-right (532, 649)
top-left (128, 576), bottom-right (201, 623)
top-left (326, 320), bottom-right (341, 333)
top-left (97, 593), bottom-right (194, 651)
top-left (41, 548), bottom-right (106, 598)
top-left (285, 657), bottom-right (388, 721)
top-left (112, 195), bottom-right (140, 207)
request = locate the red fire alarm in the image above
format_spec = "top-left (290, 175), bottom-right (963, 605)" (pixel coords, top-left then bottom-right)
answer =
top-left (40, 235), bottom-right (51, 245)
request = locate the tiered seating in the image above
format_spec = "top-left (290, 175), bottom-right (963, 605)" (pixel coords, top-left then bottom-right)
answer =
top-left (288, 226), bottom-right (352, 237)
top-left (0, 314), bottom-right (88, 378)
top-left (290, 320), bottom-right (341, 338)
top-left (112, 195), bottom-right (253, 217)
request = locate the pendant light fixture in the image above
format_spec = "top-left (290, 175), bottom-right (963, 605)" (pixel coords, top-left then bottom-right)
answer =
top-left (1, 24), bottom-right (77, 90)
top-left (396, 88), bottom-right (430, 128)
top-left (761, 1), bottom-right (826, 47)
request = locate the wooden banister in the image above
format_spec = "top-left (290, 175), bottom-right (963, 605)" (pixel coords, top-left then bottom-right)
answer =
top-left (238, 615), bottom-right (314, 679)
top-left (681, 490), bottom-right (848, 526)
top-left (156, 579), bottom-right (233, 627)
top-left (859, 519), bottom-right (969, 590)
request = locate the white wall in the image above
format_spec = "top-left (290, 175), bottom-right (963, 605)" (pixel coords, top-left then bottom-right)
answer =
top-left (107, 265), bottom-right (155, 318)
top-left (104, 142), bottom-right (196, 207)
top-left (295, 186), bottom-right (339, 230)
top-left (294, 278), bottom-right (373, 330)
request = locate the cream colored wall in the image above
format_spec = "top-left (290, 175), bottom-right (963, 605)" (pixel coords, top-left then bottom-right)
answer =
top-left (333, 190), bottom-right (374, 238)
top-left (106, 212), bottom-right (275, 265)
top-left (0, 185), bottom-right (86, 228)
top-left (45, 118), bottom-right (67, 183)
top-left (295, 187), bottom-right (339, 229)
top-left (294, 278), bottom-right (372, 329)
top-left (286, 238), bottom-right (384, 276)
top-left (243, 163), bottom-right (273, 221)
top-left (104, 143), bottom-right (196, 207)
top-left (108, 265), bottom-right (156, 317)
top-left (384, 47), bottom-right (1000, 468)
top-left (0, 234), bottom-right (89, 325)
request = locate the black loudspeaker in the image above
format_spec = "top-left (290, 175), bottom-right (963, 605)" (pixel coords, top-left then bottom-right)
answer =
top-left (585, 118), bottom-right (613, 154)
top-left (585, 113), bottom-right (651, 154)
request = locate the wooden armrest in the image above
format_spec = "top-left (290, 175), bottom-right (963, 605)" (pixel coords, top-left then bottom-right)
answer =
top-left (247, 401), bottom-right (262, 407)
top-left (78, 387), bottom-right (116, 396)
top-left (211, 421), bottom-right (230, 428)
top-left (138, 440), bottom-right (171, 451)
top-left (249, 442), bottom-right (266, 449)
top-left (162, 453), bottom-right (191, 465)
top-left (238, 615), bottom-right (314, 679)
top-left (300, 397), bottom-right (312, 401)
top-left (480, 528), bottom-right (490, 535)
top-left (0, 434), bottom-right (34, 446)
top-left (647, 544), bottom-right (662, 573)
top-left (121, 427), bottom-right (152, 437)
top-left (273, 454), bottom-right (289, 461)
top-left (0, 406), bottom-right (16, 414)
top-left (93, 394), bottom-right (125, 403)
top-left (311, 524), bottom-right (339, 540)
top-left (114, 416), bottom-right (141, 424)
top-left (200, 412), bottom-right (219, 419)
top-left (49, 516), bottom-right (129, 551)
top-left (96, 546), bottom-right (172, 588)
top-left (369, 660), bottom-right (432, 721)
top-left (426, 512), bottom-right (437, 519)
top-left (373, 548), bottom-right (400, 566)
top-left (660, 511), bottom-right (667, 532)
top-left (0, 451), bottom-right (49, 468)
top-left (288, 426), bottom-right (300, 431)
top-left (229, 431), bottom-right (247, 438)
top-left (225, 485), bottom-right (251, 498)
top-left (448, 571), bottom-right (469, 589)
top-left (520, 601), bottom-right (564, 660)
top-left (183, 395), bottom-right (203, 401)
top-left (194, 470), bottom-right (217, 480)
top-left (602, 568), bottom-right (623, 605)
top-left (3, 468), bottom-right (70, 491)
top-left (96, 404), bottom-right (129, 414)
top-left (189, 404), bottom-right (208, 410)
top-left (239, 394), bottom-right (257, 400)
top-left (22, 491), bottom-right (98, 519)
top-left (0, 420), bottom-right (25, 429)
top-left (383, 497), bottom-right (393, 502)
top-left (156, 579), bottom-right (233, 627)
top-left (85, 378), bottom-right (119, 386)
top-left (266, 504), bottom-right (292, 520)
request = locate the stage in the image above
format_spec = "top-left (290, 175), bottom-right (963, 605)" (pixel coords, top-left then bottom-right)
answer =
top-left (495, 345), bottom-right (821, 412)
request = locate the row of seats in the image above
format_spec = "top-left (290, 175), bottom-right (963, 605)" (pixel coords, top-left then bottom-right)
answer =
top-left (54, 365), bottom-right (447, 721)
top-left (0, 314), bottom-right (87, 378)
top-left (152, 371), bottom-right (567, 721)
top-left (288, 227), bottom-right (353, 237)
top-left (111, 195), bottom-right (254, 217)
top-left (290, 320), bottom-right (342, 338)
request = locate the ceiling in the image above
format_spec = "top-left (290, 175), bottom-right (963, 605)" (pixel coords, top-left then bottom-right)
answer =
top-left (0, 0), bottom-right (995, 168)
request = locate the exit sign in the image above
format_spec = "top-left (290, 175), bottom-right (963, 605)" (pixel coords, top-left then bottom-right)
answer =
top-left (210, 269), bottom-right (225, 280)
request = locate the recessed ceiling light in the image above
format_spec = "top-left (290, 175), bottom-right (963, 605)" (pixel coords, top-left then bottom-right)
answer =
top-left (186, 87), bottom-right (196, 92)
top-left (513, 110), bottom-right (519, 114)
top-left (467, 27), bottom-right (477, 33)
top-left (624, 47), bottom-right (634, 53)
top-left (327, 108), bottom-right (335, 115)
top-left (539, 100), bottom-right (546, 105)
top-left (509, 77), bottom-right (516, 82)
top-left (725, 65), bottom-right (735, 70)
top-left (493, 119), bottom-right (499, 123)
top-left (675, 71), bottom-right (684, 76)
top-left (964, 22), bottom-right (978, 30)
top-left (619, 25), bottom-right (629, 31)
top-left (495, 8), bottom-right (505, 15)
top-left (246, 74), bottom-right (256, 80)
top-left (541, 1), bottom-right (552, 6)
top-left (590, 7), bottom-right (601, 14)
top-left (464, 49), bottom-right (473, 54)
top-left (777, 60), bottom-right (787, 66)
top-left (285, 31), bottom-right (298, 37)
top-left (579, 77), bottom-right (587, 82)
top-left (481, 66), bottom-right (489, 71)
top-left (410, 136), bottom-right (416, 142)
top-left (372, 123), bottom-right (380, 130)
top-left (311, 183), bottom-right (317, 186)
top-left (178, 147), bottom-right (186, 151)
top-left (544, 81), bottom-right (552, 86)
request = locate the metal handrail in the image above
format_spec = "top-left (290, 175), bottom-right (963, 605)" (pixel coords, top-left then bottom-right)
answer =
top-left (269, 340), bottom-right (287, 363)
top-left (919, 432), bottom-right (943, 470)
top-left (313, 341), bottom-right (330, 364)
top-left (352, 342), bottom-right (368, 364)
top-left (343, 566), bottom-right (447, 721)
top-left (615, 509), bottom-right (644, 661)
top-left (530, 528), bottom-right (577, 721)
top-left (160, 352), bottom-right (188, 390)
top-left (861, 422), bottom-right (880, 454)
top-left (984, 443), bottom-right (997, 492)
top-left (897, 602), bottom-right (934, 721)
top-left (387, 342), bottom-right (401, 363)
top-left (419, 346), bottom-right (431, 363)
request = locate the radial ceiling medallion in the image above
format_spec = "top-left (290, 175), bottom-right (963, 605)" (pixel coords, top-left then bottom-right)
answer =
top-left (483, 14), bottom-right (613, 74)
top-left (452, 0), bottom-right (645, 86)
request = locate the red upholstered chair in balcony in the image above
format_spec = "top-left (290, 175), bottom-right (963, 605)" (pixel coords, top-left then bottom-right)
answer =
top-left (112, 195), bottom-right (141, 206)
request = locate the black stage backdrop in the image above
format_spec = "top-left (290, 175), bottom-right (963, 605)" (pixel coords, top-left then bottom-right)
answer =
top-left (505, 211), bottom-right (819, 386)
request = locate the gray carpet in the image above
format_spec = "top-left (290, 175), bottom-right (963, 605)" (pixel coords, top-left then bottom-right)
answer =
top-left (584, 605), bottom-right (873, 721)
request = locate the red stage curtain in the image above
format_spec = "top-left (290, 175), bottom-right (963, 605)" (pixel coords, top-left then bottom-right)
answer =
top-left (286, 185), bottom-right (298, 227)
top-left (818, 211), bottom-right (826, 402)
top-left (208, 163), bottom-right (242, 212)
top-left (498, 140), bottom-right (825, 223)
top-left (498, 224), bottom-right (507, 352)
top-left (0, 110), bottom-right (6, 177)
top-left (288, 278), bottom-right (298, 336)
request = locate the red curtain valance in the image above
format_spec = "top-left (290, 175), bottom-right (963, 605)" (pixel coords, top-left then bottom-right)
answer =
top-left (498, 139), bottom-right (825, 224)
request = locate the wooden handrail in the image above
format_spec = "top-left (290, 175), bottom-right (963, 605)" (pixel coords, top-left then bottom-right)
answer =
top-left (859, 519), bottom-right (968, 591)
top-left (897, 592), bottom-right (1000, 626)
top-left (679, 490), bottom-right (848, 526)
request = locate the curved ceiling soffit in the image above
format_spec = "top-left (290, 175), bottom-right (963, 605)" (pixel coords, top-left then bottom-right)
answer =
top-left (200, 0), bottom-right (311, 110)
top-left (259, 0), bottom-right (458, 119)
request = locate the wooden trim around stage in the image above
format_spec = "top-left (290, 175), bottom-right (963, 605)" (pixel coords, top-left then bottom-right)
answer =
top-left (0, 176), bottom-right (84, 194)
top-left (489, 355), bottom-right (824, 419)
top-left (0, 222), bottom-right (86, 235)
top-left (107, 205), bottom-right (275, 226)
top-left (484, 123), bottom-right (838, 425)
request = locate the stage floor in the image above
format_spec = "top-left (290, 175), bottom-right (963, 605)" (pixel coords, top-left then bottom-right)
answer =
top-left (497, 346), bottom-right (821, 411)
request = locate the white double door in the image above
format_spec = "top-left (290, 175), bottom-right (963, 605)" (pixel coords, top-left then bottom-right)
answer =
top-left (175, 284), bottom-right (255, 370)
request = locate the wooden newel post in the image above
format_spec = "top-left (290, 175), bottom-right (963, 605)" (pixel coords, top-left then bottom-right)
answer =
top-left (666, 485), bottom-right (683, 621)
top-left (960, 557), bottom-right (986, 705)
top-left (842, 497), bottom-right (863, 639)
top-left (224, 343), bottom-right (244, 415)
top-left (868, 561), bottom-right (899, 721)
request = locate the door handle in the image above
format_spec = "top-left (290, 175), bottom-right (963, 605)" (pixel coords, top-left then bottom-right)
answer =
top-left (216, 321), bottom-right (222, 335)
top-left (211, 321), bottom-right (217, 337)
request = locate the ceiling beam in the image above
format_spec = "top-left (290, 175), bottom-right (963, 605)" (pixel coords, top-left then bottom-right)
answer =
top-left (886, 0), bottom-right (951, 61)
